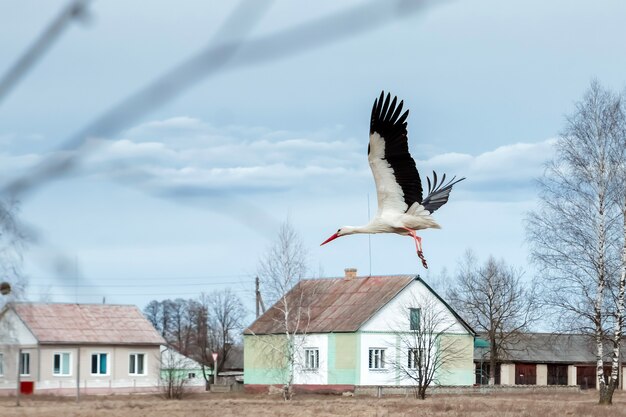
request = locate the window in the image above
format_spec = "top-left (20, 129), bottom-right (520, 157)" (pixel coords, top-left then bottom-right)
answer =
top-left (368, 348), bottom-right (385, 370)
top-left (53, 352), bottom-right (71, 376)
top-left (19, 352), bottom-right (30, 376)
top-left (410, 308), bottom-right (421, 331)
top-left (129, 353), bottom-right (145, 375)
top-left (188, 372), bottom-right (196, 379)
top-left (91, 353), bottom-right (108, 375)
top-left (407, 348), bottom-right (422, 369)
top-left (0, 353), bottom-right (3, 376)
top-left (304, 348), bottom-right (319, 370)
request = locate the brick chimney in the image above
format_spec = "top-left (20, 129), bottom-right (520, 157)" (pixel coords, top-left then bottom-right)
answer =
top-left (344, 268), bottom-right (357, 280)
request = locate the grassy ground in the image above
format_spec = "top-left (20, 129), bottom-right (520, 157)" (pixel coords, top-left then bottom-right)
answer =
top-left (1, 391), bottom-right (626, 416)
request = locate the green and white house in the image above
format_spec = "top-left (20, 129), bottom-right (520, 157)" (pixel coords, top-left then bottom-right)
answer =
top-left (244, 269), bottom-right (475, 392)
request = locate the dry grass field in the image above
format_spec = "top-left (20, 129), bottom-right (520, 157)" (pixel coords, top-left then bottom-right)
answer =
top-left (2, 391), bottom-right (626, 417)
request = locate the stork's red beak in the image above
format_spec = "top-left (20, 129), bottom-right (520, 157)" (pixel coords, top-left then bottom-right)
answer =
top-left (320, 233), bottom-right (339, 246)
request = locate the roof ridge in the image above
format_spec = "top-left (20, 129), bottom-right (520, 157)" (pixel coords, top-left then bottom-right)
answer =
top-left (303, 274), bottom-right (415, 281)
top-left (12, 301), bottom-right (138, 307)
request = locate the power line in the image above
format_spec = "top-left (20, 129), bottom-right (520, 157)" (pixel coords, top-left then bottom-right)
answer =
top-left (27, 274), bottom-right (253, 282)
top-left (29, 281), bottom-right (251, 288)
top-left (27, 289), bottom-right (252, 297)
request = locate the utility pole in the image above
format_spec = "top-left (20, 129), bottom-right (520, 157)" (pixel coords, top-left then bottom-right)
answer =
top-left (255, 277), bottom-right (265, 318)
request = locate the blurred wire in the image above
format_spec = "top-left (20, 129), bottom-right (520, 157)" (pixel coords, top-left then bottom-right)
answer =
top-left (0, 0), bottom-right (92, 104)
top-left (1, 0), bottom-right (429, 201)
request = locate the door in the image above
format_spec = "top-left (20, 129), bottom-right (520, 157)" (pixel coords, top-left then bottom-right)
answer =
top-left (515, 363), bottom-right (536, 385)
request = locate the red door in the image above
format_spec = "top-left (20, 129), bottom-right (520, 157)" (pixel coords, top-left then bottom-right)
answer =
top-left (515, 363), bottom-right (537, 385)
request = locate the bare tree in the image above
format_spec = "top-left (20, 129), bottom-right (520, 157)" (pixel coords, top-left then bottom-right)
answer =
top-left (188, 293), bottom-right (214, 388)
top-left (188, 290), bottom-right (246, 389)
top-left (390, 292), bottom-right (467, 399)
top-left (0, 199), bottom-right (27, 307)
top-left (447, 251), bottom-right (538, 386)
top-left (144, 290), bottom-right (245, 390)
top-left (144, 300), bottom-right (166, 335)
top-left (208, 289), bottom-right (245, 378)
top-left (527, 80), bottom-right (626, 405)
top-left (255, 220), bottom-right (311, 400)
top-left (159, 346), bottom-right (191, 400)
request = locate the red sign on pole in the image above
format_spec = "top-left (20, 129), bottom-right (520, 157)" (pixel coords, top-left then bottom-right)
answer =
top-left (212, 352), bottom-right (218, 365)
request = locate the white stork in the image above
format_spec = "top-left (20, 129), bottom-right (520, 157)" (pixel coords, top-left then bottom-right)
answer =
top-left (321, 91), bottom-right (465, 269)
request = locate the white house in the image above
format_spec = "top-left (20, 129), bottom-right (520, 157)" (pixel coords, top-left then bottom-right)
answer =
top-left (0, 302), bottom-right (165, 395)
top-left (244, 270), bottom-right (476, 392)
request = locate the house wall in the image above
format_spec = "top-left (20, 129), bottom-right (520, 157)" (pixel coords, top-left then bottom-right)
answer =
top-left (0, 344), bottom-right (161, 393)
top-left (359, 280), bottom-right (474, 387)
top-left (359, 332), bottom-right (398, 386)
top-left (360, 280), bottom-right (467, 334)
top-left (292, 334), bottom-right (328, 385)
top-left (500, 363), bottom-right (516, 385)
top-left (327, 333), bottom-right (358, 385)
top-left (437, 334), bottom-right (474, 386)
top-left (537, 364), bottom-right (548, 385)
top-left (244, 335), bottom-right (289, 385)
top-left (568, 365), bottom-right (577, 386)
top-left (0, 309), bottom-right (38, 346)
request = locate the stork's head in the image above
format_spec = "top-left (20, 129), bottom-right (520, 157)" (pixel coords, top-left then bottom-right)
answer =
top-left (320, 227), bottom-right (354, 246)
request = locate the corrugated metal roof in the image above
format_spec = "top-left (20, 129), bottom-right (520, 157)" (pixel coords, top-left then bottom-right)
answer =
top-left (245, 275), bottom-right (415, 335)
top-left (474, 333), bottom-right (626, 363)
top-left (11, 302), bottom-right (165, 345)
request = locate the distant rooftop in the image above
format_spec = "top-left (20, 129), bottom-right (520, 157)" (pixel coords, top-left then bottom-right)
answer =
top-left (7, 302), bottom-right (165, 345)
top-left (474, 333), bottom-right (626, 363)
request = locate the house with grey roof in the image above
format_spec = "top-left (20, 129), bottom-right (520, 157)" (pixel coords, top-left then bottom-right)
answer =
top-left (0, 302), bottom-right (165, 395)
top-left (244, 270), bottom-right (476, 392)
top-left (474, 333), bottom-right (626, 389)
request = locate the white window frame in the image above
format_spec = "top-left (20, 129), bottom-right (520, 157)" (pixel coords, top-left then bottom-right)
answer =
top-left (304, 348), bottom-right (319, 370)
top-left (128, 353), bottom-right (146, 375)
top-left (53, 352), bottom-right (72, 376)
top-left (0, 352), bottom-right (4, 376)
top-left (407, 348), bottom-right (422, 370)
top-left (368, 348), bottom-right (386, 370)
top-left (90, 352), bottom-right (110, 376)
top-left (19, 352), bottom-right (30, 376)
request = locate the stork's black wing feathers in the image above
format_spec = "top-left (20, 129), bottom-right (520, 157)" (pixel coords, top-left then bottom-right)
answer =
top-left (422, 171), bottom-right (465, 213)
top-left (369, 91), bottom-right (423, 209)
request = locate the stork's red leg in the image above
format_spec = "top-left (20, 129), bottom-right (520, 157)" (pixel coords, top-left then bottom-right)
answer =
top-left (403, 228), bottom-right (428, 269)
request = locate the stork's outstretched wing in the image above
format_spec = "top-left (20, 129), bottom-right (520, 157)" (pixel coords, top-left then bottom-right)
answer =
top-left (368, 91), bottom-right (422, 215)
top-left (422, 171), bottom-right (465, 213)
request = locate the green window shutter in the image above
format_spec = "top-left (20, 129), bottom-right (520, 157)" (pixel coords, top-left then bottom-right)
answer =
top-left (410, 308), bottom-right (421, 331)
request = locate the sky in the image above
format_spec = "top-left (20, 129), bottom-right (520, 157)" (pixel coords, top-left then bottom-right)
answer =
top-left (1, 0), bottom-right (626, 320)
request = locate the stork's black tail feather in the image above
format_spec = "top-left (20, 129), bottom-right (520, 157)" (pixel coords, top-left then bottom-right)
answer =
top-left (422, 171), bottom-right (465, 213)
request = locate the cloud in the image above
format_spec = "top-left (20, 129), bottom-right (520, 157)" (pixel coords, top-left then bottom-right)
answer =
top-left (418, 139), bottom-right (556, 199)
top-left (0, 119), bottom-right (556, 203)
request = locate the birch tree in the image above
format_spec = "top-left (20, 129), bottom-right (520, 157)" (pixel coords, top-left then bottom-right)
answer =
top-left (256, 220), bottom-right (311, 400)
top-left (527, 80), bottom-right (626, 405)
top-left (447, 251), bottom-right (538, 385)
